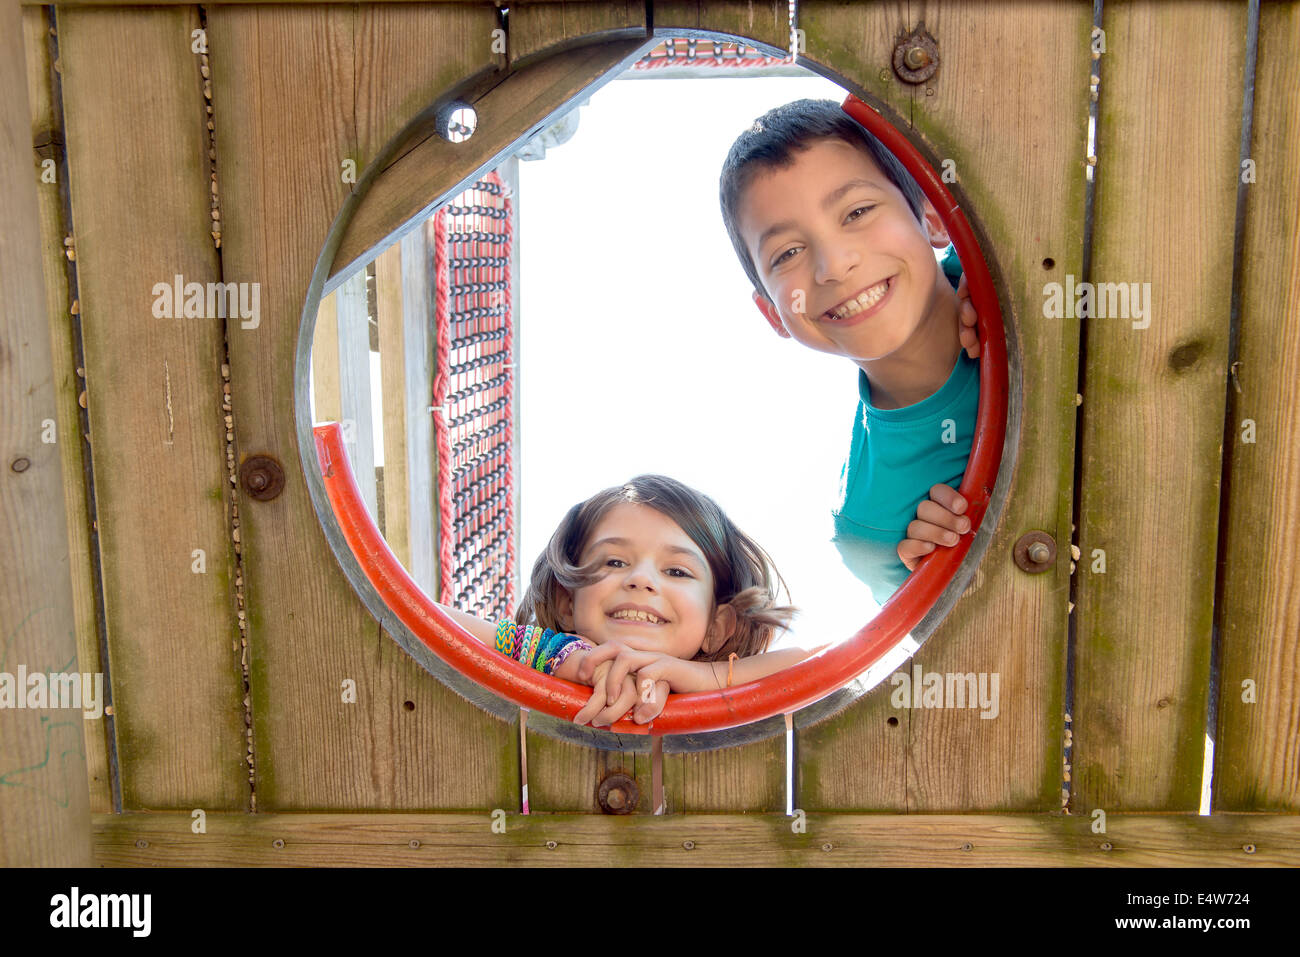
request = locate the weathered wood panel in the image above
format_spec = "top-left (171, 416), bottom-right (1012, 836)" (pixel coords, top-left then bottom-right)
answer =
top-left (375, 243), bottom-right (410, 566)
top-left (59, 6), bottom-right (247, 810)
top-left (208, 3), bottom-right (516, 810)
top-left (93, 810), bottom-right (1300, 867)
top-left (654, 0), bottom-right (790, 52)
top-left (509, 1), bottom-right (645, 66)
top-left (1073, 0), bottom-right (1244, 812)
top-left (22, 5), bottom-right (113, 814)
top-left (1214, 2), bottom-right (1300, 812)
top-left (335, 270), bottom-right (378, 519)
top-left (0, 0), bottom-right (93, 866)
top-left (795, 0), bottom-right (1086, 810)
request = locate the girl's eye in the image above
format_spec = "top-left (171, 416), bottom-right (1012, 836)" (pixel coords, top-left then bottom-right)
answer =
top-left (846, 204), bottom-right (876, 223)
top-left (605, 558), bottom-right (626, 568)
top-left (665, 567), bottom-right (693, 579)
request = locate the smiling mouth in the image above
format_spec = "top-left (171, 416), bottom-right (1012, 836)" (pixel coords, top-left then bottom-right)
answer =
top-left (823, 277), bottom-right (892, 321)
top-left (608, 609), bottom-right (668, 625)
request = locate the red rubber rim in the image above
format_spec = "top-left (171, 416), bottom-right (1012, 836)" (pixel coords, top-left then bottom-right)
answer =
top-left (312, 91), bottom-right (1008, 735)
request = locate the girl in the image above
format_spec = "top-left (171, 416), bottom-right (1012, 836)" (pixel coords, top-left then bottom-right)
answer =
top-left (439, 474), bottom-right (817, 726)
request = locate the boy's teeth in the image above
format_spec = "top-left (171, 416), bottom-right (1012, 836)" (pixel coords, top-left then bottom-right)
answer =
top-left (611, 609), bottom-right (664, 623)
top-left (829, 280), bottom-right (888, 319)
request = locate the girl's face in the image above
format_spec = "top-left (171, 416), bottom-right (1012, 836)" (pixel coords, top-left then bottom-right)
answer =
top-left (557, 503), bottom-right (731, 660)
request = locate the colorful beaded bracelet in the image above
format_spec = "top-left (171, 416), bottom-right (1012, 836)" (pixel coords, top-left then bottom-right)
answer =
top-left (494, 620), bottom-right (591, 676)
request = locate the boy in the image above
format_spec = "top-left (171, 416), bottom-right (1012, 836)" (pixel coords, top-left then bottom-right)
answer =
top-left (719, 98), bottom-right (979, 603)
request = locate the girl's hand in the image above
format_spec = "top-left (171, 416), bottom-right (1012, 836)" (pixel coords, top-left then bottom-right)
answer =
top-left (578, 643), bottom-right (693, 698)
top-left (898, 484), bottom-right (972, 571)
top-left (573, 660), bottom-right (643, 727)
top-left (956, 273), bottom-right (980, 359)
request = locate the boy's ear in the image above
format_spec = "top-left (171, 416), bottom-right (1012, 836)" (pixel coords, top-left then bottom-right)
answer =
top-left (752, 291), bottom-right (791, 339)
top-left (920, 199), bottom-right (952, 249)
top-left (703, 603), bottom-right (739, 655)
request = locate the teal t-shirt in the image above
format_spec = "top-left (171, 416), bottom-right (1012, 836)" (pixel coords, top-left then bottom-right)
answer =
top-left (832, 246), bottom-right (978, 602)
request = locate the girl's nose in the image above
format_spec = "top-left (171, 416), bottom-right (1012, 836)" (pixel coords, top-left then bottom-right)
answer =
top-left (623, 563), bottom-right (657, 591)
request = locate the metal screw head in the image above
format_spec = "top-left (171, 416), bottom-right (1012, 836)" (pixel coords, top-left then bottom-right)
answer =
top-left (597, 771), bottom-right (639, 815)
top-left (1100, 841), bottom-right (1113, 851)
top-left (682, 840), bottom-right (695, 850)
top-left (822, 842), bottom-right (833, 852)
top-left (1243, 844), bottom-right (1256, 854)
top-left (892, 24), bottom-right (940, 84)
top-left (240, 454), bottom-right (285, 501)
top-left (408, 839), bottom-right (420, 849)
top-left (545, 840), bottom-right (557, 850)
top-left (272, 838), bottom-right (285, 849)
top-left (134, 839), bottom-right (148, 849)
top-left (1014, 531), bottom-right (1057, 573)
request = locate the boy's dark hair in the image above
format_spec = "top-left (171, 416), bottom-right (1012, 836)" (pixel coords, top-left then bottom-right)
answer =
top-left (515, 475), bottom-right (795, 662)
top-left (719, 98), bottom-right (927, 301)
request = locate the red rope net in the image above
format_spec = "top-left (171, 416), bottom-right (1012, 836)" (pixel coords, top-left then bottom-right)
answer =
top-left (431, 171), bottom-right (515, 620)
top-left (629, 37), bottom-right (795, 72)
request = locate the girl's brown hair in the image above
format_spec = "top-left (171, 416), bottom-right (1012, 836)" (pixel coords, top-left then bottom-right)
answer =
top-left (515, 475), bottom-right (795, 661)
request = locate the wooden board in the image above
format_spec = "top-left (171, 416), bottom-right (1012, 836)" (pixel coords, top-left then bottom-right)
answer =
top-left (1213, 2), bottom-right (1300, 812)
top-left (0, 0), bottom-right (92, 866)
top-left (58, 6), bottom-right (247, 811)
top-left (93, 810), bottom-right (1300, 867)
top-left (795, 0), bottom-right (1086, 810)
top-left (208, 3), bottom-right (516, 810)
top-left (22, 5), bottom-right (113, 815)
top-left (509, 1), bottom-right (645, 67)
top-left (1073, 0), bottom-right (1244, 812)
top-left (375, 243), bottom-right (411, 567)
top-left (654, 0), bottom-right (791, 52)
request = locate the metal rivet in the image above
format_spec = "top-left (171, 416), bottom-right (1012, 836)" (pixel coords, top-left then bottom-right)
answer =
top-left (892, 24), bottom-right (940, 84)
top-left (240, 454), bottom-right (285, 501)
top-left (1100, 842), bottom-right (1113, 851)
top-left (409, 839), bottom-right (420, 849)
top-left (682, 840), bottom-right (695, 850)
top-left (597, 770), bottom-right (639, 815)
top-left (134, 839), bottom-right (148, 849)
top-left (11, 457), bottom-right (31, 473)
top-left (1243, 844), bottom-right (1256, 854)
top-left (545, 840), bottom-right (557, 850)
top-left (1014, 531), bottom-right (1057, 574)
top-left (272, 838), bottom-right (285, 849)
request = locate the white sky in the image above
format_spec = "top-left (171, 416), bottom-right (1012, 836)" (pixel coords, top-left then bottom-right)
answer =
top-left (516, 72), bottom-right (884, 651)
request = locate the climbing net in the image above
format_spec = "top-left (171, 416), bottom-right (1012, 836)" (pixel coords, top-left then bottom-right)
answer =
top-left (431, 171), bottom-right (515, 620)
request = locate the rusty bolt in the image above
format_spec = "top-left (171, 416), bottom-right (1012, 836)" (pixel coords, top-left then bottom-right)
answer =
top-left (597, 770), bottom-right (639, 815)
top-left (893, 24), bottom-right (939, 84)
top-left (240, 454), bottom-right (285, 501)
top-left (1014, 531), bottom-right (1056, 574)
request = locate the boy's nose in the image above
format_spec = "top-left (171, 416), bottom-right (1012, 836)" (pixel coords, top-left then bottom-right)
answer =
top-left (815, 242), bottom-right (861, 286)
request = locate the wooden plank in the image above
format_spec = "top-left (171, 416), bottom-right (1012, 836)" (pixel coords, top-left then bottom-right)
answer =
top-left (1073, 0), bottom-right (1244, 811)
top-left (329, 38), bottom-right (652, 286)
top-left (525, 733), bottom-right (654, 814)
top-left (336, 270), bottom-right (378, 519)
top-left (310, 290), bottom-right (342, 425)
top-left (93, 810), bottom-right (1300, 867)
top-left (58, 6), bottom-right (246, 811)
top-left (508, 1), bottom-right (645, 67)
top-left (22, 5), bottom-right (112, 814)
top-left (208, 3), bottom-right (516, 810)
top-left (1214, 2), bottom-right (1300, 812)
top-left (401, 224), bottom-right (439, 597)
top-left (795, 0), bottom-right (1086, 810)
top-left (655, 0), bottom-right (790, 53)
top-left (0, 0), bottom-right (93, 866)
top-left (376, 243), bottom-right (410, 568)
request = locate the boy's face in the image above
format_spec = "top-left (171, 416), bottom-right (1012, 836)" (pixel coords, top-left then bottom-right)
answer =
top-left (737, 138), bottom-right (952, 365)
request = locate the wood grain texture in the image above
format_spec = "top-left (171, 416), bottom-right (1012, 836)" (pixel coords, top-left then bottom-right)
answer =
top-left (0, 0), bottom-right (93, 865)
top-left (509, 1), bottom-right (645, 67)
top-left (795, 0), bottom-right (1087, 810)
top-left (208, 3), bottom-right (516, 810)
top-left (330, 38), bottom-right (651, 286)
top-left (375, 243), bottom-right (410, 567)
top-left (93, 810), bottom-right (1300, 867)
top-left (654, 0), bottom-right (790, 52)
top-left (1213, 2), bottom-right (1300, 812)
top-left (311, 290), bottom-right (341, 424)
top-left (22, 5), bottom-right (113, 814)
top-left (335, 270), bottom-right (378, 519)
top-left (1073, 0), bottom-right (1244, 812)
top-left (525, 732), bottom-right (653, 814)
top-left (58, 7), bottom-right (246, 810)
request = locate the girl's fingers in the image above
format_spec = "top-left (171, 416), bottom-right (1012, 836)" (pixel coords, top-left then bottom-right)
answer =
top-left (915, 499), bottom-right (970, 535)
top-left (897, 537), bottom-right (937, 570)
top-left (573, 684), bottom-right (605, 726)
top-left (925, 484), bottom-right (969, 518)
top-left (907, 518), bottom-right (964, 547)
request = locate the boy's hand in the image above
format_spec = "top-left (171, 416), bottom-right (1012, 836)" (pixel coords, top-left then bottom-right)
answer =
top-left (898, 484), bottom-right (972, 571)
top-left (956, 273), bottom-right (980, 360)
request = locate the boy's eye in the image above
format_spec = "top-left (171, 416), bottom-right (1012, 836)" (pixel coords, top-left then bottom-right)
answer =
top-left (771, 246), bottom-right (801, 268)
top-left (846, 204), bottom-right (876, 222)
